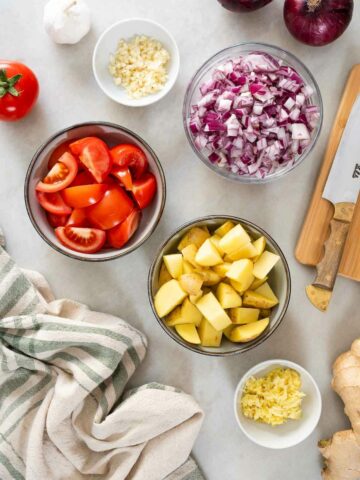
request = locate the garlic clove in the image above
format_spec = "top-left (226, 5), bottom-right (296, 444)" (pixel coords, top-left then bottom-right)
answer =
top-left (44, 0), bottom-right (91, 45)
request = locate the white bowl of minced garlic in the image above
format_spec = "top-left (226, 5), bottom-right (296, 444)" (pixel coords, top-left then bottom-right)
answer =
top-left (234, 359), bottom-right (322, 449)
top-left (93, 18), bottom-right (180, 107)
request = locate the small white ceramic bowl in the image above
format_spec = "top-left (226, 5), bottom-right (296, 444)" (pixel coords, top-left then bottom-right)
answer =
top-left (234, 359), bottom-right (322, 449)
top-left (93, 18), bottom-right (180, 107)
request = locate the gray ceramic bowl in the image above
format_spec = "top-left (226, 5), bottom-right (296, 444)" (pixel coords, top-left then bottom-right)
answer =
top-left (148, 215), bottom-right (291, 356)
top-left (25, 122), bottom-right (166, 261)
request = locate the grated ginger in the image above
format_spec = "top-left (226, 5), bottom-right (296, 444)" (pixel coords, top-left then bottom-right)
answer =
top-left (240, 367), bottom-right (305, 426)
top-left (108, 35), bottom-right (170, 99)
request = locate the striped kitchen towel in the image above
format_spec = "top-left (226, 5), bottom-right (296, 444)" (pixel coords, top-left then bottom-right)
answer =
top-left (0, 241), bottom-right (204, 480)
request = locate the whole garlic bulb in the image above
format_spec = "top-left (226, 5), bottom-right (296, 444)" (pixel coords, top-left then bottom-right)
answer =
top-left (44, 0), bottom-right (91, 45)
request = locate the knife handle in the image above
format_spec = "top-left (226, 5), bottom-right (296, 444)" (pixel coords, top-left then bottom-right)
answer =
top-left (313, 202), bottom-right (355, 291)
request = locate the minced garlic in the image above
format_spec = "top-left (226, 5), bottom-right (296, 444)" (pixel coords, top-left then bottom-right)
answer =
top-left (109, 35), bottom-right (170, 99)
top-left (240, 367), bottom-right (305, 426)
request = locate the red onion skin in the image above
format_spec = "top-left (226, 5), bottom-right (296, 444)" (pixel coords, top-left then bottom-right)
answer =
top-left (218, 0), bottom-right (273, 12)
top-left (284, 0), bottom-right (353, 47)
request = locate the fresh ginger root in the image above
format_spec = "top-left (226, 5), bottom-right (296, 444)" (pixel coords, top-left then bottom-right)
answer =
top-left (319, 339), bottom-right (360, 479)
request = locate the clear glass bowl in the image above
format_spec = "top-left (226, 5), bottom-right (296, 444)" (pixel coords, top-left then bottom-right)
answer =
top-left (183, 43), bottom-right (323, 184)
top-left (148, 215), bottom-right (291, 357)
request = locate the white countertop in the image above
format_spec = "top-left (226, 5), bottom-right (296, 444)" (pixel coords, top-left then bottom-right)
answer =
top-left (0, 1), bottom-right (359, 478)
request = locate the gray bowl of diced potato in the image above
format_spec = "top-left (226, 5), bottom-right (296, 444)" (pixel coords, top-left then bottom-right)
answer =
top-left (148, 215), bottom-right (291, 357)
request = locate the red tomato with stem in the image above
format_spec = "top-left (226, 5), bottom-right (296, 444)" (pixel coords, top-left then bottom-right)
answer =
top-left (132, 173), bottom-right (157, 209)
top-left (70, 137), bottom-right (112, 183)
top-left (86, 184), bottom-right (134, 230)
top-left (107, 209), bottom-right (141, 249)
top-left (61, 184), bottom-right (107, 209)
top-left (0, 61), bottom-right (39, 121)
top-left (55, 227), bottom-right (106, 254)
top-left (36, 152), bottom-right (78, 193)
top-left (36, 191), bottom-right (72, 215)
top-left (110, 144), bottom-right (148, 180)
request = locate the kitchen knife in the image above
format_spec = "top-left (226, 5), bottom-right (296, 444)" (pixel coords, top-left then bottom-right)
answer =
top-left (306, 95), bottom-right (360, 312)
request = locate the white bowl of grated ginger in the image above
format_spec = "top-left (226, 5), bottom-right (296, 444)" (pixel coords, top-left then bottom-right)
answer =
top-left (93, 18), bottom-right (180, 107)
top-left (234, 359), bottom-right (322, 449)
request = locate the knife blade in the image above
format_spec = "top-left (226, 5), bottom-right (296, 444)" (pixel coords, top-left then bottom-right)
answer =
top-left (306, 95), bottom-right (360, 312)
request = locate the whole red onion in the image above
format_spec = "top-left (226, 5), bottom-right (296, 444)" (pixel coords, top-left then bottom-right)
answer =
top-left (284, 0), bottom-right (353, 46)
top-left (217, 0), bottom-right (273, 12)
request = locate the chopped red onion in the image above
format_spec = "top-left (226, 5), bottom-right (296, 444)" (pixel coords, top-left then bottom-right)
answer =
top-left (189, 52), bottom-right (320, 178)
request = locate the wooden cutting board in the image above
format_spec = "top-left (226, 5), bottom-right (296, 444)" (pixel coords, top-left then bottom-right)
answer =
top-left (295, 65), bottom-right (360, 282)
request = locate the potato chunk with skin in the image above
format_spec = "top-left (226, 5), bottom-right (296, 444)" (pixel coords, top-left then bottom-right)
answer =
top-left (219, 224), bottom-right (251, 254)
top-left (215, 221), bottom-right (235, 237)
top-left (212, 263), bottom-right (232, 278)
top-left (181, 244), bottom-right (198, 267)
top-left (165, 306), bottom-right (185, 327)
top-left (195, 239), bottom-right (223, 267)
top-left (196, 269), bottom-right (221, 286)
top-left (230, 278), bottom-right (255, 294)
top-left (255, 282), bottom-right (279, 305)
top-left (181, 298), bottom-right (202, 326)
top-left (175, 324), bottom-right (201, 344)
top-left (226, 259), bottom-right (254, 292)
top-left (224, 242), bottom-right (257, 262)
top-left (154, 279), bottom-right (187, 318)
top-left (196, 292), bottom-right (232, 331)
top-left (253, 251), bottom-right (280, 279)
top-left (242, 290), bottom-right (278, 309)
top-left (177, 227), bottom-right (210, 251)
top-left (230, 307), bottom-right (260, 324)
top-left (250, 276), bottom-right (268, 290)
top-left (158, 262), bottom-right (172, 287)
top-left (229, 318), bottom-right (269, 343)
top-left (216, 282), bottom-right (242, 309)
top-left (252, 236), bottom-right (266, 262)
top-left (189, 291), bottom-right (203, 304)
top-left (163, 254), bottom-right (183, 279)
top-left (179, 273), bottom-right (203, 295)
top-left (198, 318), bottom-right (222, 347)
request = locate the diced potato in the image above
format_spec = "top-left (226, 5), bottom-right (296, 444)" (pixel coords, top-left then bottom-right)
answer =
top-left (158, 262), bottom-right (172, 287)
top-left (198, 318), bottom-right (222, 347)
top-left (242, 290), bottom-right (278, 309)
top-left (183, 260), bottom-right (195, 274)
top-left (223, 325), bottom-right (234, 340)
top-left (212, 263), bottom-right (232, 278)
top-left (165, 306), bottom-right (185, 327)
top-left (179, 273), bottom-right (203, 295)
top-left (216, 282), bottom-right (242, 309)
top-left (260, 308), bottom-right (272, 318)
top-left (196, 292), bottom-right (232, 331)
top-left (229, 278), bottom-right (254, 294)
top-left (154, 279), bottom-right (187, 317)
top-left (181, 244), bottom-right (198, 267)
top-left (250, 276), bottom-right (268, 290)
top-left (252, 236), bottom-right (266, 262)
top-left (226, 259), bottom-right (254, 292)
top-left (181, 298), bottom-right (202, 326)
top-left (253, 251), bottom-right (280, 279)
top-left (255, 282), bottom-right (279, 306)
top-left (195, 239), bottom-right (223, 267)
top-left (229, 318), bottom-right (269, 343)
top-left (190, 291), bottom-right (203, 304)
top-left (175, 324), bottom-right (201, 344)
top-left (163, 254), bottom-right (183, 279)
top-left (219, 224), bottom-right (251, 254)
top-left (209, 235), bottom-right (225, 255)
top-left (230, 307), bottom-right (260, 324)
top-left (177, 227), bottom-right (210, 251)
top-left (224, 242), bottom-right (257, 261)
top-left (215, 221), bottom-right (235, 237)
top-left (196, 268), bottom-right (221, 286)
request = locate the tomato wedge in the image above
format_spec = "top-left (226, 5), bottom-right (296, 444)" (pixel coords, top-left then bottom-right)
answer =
top-left (132, 173), bottom-right (157, 209)
top-left (36, 152), bottom-right (78, 193)
top-left (107, 209), bottom-right (141, 249)
top-left (48, 141), bottom-right (76, 170)
top-left (55, 226), bottom-right (106, 254)
top-left (70, 137), bottom-right (112, 183)
top-left (110, 144), bottom-right (148, 179)
top-left (61, 184), bottom-right (107, 209)
top-left (70, 170), bottom-right (94, 187)
top-left (36, 191), bottom-right (72, 215)
top-left (47, 213), bottom-right (69, 227)
top-left (111, 166), bottom-right (133, 190)
top-left (86, 184), bottom-right (134, 230)
top-left (66, 208), bottom-right (89, 227)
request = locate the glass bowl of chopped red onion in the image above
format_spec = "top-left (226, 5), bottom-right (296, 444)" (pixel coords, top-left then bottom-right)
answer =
top-left (183, 43), bottom-right (322, 183)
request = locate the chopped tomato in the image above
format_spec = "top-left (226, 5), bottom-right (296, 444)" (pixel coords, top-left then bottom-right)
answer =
top-left (48, 141), bottom-right (75, 170)
top-left (111, 165), bottom-right (133, 190)
top-left (66, 208), bottom-right (89, 227)
top-left (61, 184), bottom-right (107, 209)
top-left (47, 212), bottom-right (69, 227)
top-left (86, 184), bottom-right (134, 230)
top-left (36, 152), bottom-right (78, 193)
top-left (70, 137), bottom-right (112, 183)
top-left (107, 209), bottom-right (141, 249)
top-left (36, 191), bottom-right (72, 215)
top-left (132, 173), bottom-right (157, 209)
top-left (110, 144), bottom-right (148, 179)
top-left (70, 170), bottom-right (95, 187)
top-left (55, 226), bottom-right (106, 254)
